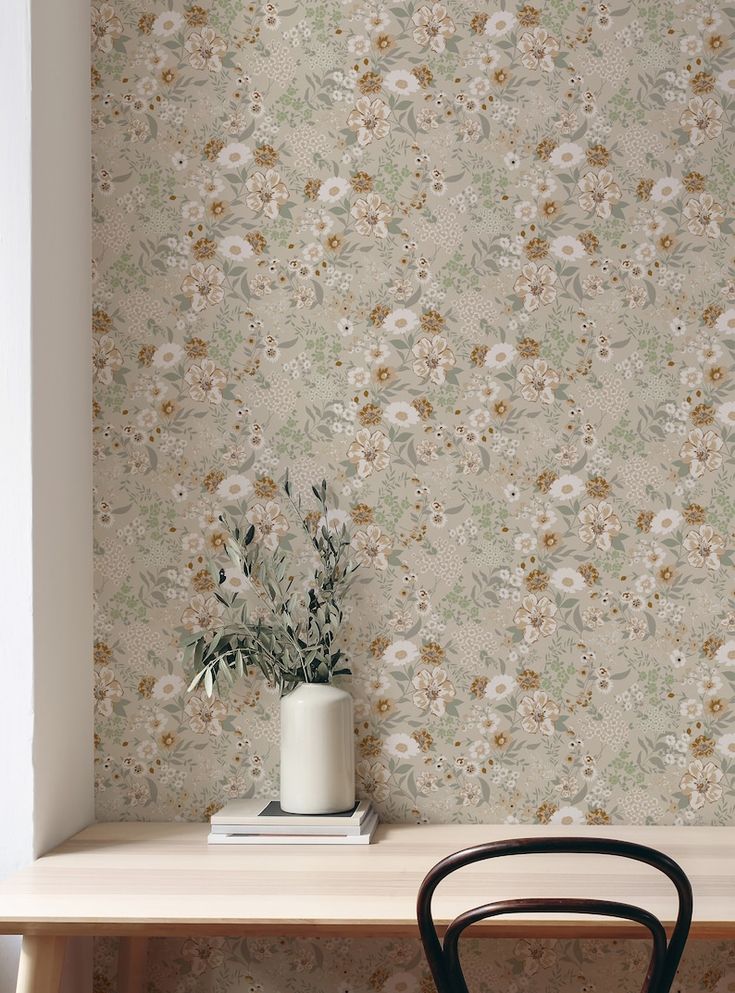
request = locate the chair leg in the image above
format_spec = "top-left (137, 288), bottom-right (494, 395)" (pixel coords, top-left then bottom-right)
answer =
top-left (117, 937), bottom-right (149, 993)
top-left (16, 936), bottom-right (67, 993)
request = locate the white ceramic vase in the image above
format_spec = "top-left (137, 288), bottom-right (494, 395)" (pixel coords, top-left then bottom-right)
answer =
top-left (279, 682), bottom-right (355, 814)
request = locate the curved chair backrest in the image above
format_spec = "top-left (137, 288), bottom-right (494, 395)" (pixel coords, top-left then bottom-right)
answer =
top-left (417, 837), bottom-right (693, 993)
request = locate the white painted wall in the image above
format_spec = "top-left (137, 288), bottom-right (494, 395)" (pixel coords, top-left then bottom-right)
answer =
top-left (30, 0), bottom-right (94, 859)
top-left (0, 0), bottom-right (35, 981)
top-left (0, 0), bottom-right (93, 987)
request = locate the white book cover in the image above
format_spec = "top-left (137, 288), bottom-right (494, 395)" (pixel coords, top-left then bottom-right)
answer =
top-left (211, 797), bottom-right (371, 830)
top-left (209, 817), bottom-right (372, 837)
top-left (208, 811), bottom-right (379, 846)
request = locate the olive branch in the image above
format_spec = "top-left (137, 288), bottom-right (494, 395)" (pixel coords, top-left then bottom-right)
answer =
top-left (184, 474), bottom-right (360, 697)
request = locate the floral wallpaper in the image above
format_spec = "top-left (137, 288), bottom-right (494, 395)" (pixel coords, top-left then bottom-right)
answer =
top-left (91, 0), bottom-right (734, 987)
top-left (93, 936), bottom-right (735, 993)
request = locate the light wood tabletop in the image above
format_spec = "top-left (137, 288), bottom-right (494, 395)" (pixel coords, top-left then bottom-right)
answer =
top-left (1, 822), bottom-right (733, 992)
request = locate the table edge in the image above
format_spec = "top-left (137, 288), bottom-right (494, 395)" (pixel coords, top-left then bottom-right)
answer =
top-left (0, 920), bottom-right (730, 939)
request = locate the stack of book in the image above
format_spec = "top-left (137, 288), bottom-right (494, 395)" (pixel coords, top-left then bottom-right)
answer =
top-left (208, 798), bottom-right (378, 845)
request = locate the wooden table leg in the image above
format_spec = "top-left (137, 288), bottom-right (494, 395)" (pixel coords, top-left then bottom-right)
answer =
top-left (16, 936), bottom-right (66, 993)
top-left (117, 937), bottom-right (149, 993)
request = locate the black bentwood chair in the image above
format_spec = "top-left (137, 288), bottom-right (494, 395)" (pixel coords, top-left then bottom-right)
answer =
top-left (417, 837), bottom-right (693, 993)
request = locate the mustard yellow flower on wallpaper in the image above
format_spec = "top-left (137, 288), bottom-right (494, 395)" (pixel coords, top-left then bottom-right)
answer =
top-left (91, 0), bottom-right (734, 987)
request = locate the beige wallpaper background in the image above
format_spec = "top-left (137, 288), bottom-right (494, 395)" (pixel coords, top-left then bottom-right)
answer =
top-left (91, 0), bottom-right (735, 988)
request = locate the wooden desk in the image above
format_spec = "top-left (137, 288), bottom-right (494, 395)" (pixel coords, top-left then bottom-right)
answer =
top-left (0, 822), bottom-right (733, 992)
